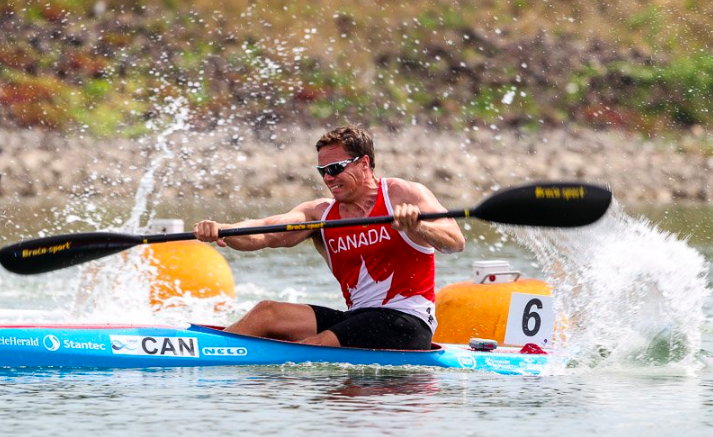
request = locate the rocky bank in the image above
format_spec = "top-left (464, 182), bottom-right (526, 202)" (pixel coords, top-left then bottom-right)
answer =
top-left (0, 126), bottom-right (711, 207)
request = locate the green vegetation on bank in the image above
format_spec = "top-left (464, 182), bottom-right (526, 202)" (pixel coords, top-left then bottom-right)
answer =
top-left (1, 0), bottom-right (712, 142)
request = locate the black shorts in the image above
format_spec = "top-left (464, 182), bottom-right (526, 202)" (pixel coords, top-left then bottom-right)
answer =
top-left (309, 305), bottom-right (433, 350)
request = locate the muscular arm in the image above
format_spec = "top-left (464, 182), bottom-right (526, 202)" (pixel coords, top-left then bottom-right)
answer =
top-left (388, 179), bottom-right (466, 254)
top-left (194, 198), bottom-right (331, 251)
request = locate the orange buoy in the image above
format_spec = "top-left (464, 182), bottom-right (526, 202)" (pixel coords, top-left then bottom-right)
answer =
top-left (142, 220), bottom-right (235, 309)
top-left (434, 260), bottom-right (554, 347)
top-left (144, 241), bottom-right (235, 308)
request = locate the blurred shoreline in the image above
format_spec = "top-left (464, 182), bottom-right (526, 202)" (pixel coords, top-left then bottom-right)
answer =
top-left (0, 125), bottom-right (711, 206)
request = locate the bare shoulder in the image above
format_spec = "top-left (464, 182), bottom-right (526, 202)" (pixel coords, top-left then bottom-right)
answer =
top-left (291, 197), bottom-right (334, 221)
top-left (385, 177), bottom-right (436, 205)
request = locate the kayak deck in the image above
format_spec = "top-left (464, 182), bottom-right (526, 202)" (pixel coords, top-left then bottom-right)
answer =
top-left (0, 324), bottom-right (551, 375)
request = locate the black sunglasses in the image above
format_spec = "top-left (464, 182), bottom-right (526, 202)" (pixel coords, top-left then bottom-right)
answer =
top-left (315, 156), bottom-right (362, 177)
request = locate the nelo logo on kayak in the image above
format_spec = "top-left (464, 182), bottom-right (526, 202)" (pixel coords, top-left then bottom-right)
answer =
top-left (110, 335), bottom-right (199, 358)
top-left (202, 347), bottom-right (248, 356)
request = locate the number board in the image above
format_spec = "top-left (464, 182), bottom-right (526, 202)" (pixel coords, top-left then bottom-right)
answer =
top-left (504, 293), bottom-right (555, 347)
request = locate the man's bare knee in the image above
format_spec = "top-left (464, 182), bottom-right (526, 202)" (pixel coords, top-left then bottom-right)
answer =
top-left (234, 301), bottom-right (317, 341)
top-left (250, 300), bottom-right (280, 320)
top-left (223, 300), bottom-right (282, 337)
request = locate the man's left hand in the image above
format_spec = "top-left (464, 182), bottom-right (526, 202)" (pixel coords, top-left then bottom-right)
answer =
top-left (392, 203), bottom-right (422, 233)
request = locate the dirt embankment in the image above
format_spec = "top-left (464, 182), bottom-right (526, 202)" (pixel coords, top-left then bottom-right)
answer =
top-left (1, 126), bottom-right (711, 206)
top-left (2, 3), bottom-right (712, 136)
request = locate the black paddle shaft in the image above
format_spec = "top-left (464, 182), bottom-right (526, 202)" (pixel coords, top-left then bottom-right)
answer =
top-left (0, 182), bottom-right (612, 275)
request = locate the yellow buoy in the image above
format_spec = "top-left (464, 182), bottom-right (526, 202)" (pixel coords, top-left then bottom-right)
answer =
top-left (141, 220), bottom-right (235, 309)
top-left (144, 240), bottom-right (235, 308)
top-left (434, 260), bottom-right (554, 347)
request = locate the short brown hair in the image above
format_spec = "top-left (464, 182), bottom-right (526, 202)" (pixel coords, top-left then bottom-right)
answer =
top-left (315, 125), bottom-right (375, 169)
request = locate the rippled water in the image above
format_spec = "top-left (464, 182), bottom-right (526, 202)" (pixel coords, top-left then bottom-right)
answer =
top-left (1, 365), bottom-right (712, 436)
top-left (0, 198), bottom-right (712, 436)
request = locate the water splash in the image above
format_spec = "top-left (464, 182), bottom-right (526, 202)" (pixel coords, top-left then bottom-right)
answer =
top-left (66, 97), bottom-right (231, 326)
top-left (509, 202), bottom-right (711, 373)
top-left (124, 96), bottom-right (191, 233)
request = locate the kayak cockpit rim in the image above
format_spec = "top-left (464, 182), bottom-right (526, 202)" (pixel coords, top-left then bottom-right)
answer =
top-left (187, 323), bottom-right (446, 352)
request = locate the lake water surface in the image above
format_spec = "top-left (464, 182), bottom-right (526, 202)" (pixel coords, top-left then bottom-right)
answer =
top-left (0, 198), bottom-right (711, 436)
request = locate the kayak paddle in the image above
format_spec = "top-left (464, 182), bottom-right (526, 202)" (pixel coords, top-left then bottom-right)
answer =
top-left (0, 182), bottom-right (612, 275)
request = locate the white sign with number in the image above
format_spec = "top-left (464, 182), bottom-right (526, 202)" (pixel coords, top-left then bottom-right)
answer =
top-left (504, 293), bottom-right (555, 347)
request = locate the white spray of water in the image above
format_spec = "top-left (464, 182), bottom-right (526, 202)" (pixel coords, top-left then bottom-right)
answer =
top-left (68, 97), bottom-right (235, 325)
top-left (510, 202), bottom-right (711, 373)
top-left (0, 33), bottom-right (310, 325)
top-left (124, 96), bottom-right (190, 232)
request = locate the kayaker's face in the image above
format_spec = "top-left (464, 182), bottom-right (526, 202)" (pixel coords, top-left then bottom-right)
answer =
top-left (317, 144), bottom-right (367, 201)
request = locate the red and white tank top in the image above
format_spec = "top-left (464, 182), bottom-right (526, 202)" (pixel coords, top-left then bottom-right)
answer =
top-left (320, 178), bottom-right (437, 332)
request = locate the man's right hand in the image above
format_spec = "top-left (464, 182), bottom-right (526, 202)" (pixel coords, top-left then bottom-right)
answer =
top-left (193, 220), bottom-right (228, 247)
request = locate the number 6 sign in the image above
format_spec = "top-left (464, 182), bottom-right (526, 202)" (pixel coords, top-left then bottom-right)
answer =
top-left (504, 293), bottom-right (555, 346)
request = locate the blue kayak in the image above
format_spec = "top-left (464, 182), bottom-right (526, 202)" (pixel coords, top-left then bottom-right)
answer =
top-left (0, 323), bottom-right (551, 375)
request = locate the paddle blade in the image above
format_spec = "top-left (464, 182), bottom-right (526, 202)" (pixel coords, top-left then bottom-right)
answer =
top-left (471, 182), bottom-right (612, 227)
top-left (0, 232), bottom-right (143, 275)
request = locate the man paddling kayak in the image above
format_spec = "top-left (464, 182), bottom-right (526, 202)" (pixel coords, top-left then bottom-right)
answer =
top-left (194, 125), bottom-right (465, 350)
